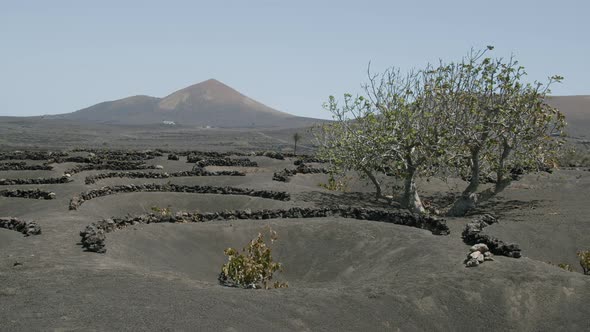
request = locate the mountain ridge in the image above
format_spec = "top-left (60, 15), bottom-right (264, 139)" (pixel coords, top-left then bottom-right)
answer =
top-left (50, 79), bottom-right (322, 128)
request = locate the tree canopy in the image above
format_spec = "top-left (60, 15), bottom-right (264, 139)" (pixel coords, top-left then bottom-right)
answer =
top-left (314, 47), bottom-right (566, 216)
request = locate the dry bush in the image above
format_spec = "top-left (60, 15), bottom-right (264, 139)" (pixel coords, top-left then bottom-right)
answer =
top-left (219, 227), bottom-right (288, 289)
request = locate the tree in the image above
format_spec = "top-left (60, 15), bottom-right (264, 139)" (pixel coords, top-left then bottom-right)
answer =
top-left (315, 47), bottom-right (565, 216)
top-left (314, 95), bottom-right (387, 199)
top-left (443, 48), bottom-right (566, 216)
top-left (315, 65), bottom-right (453, 212)
top-left (293, 132), bottom-right (302, 155)
top-left (362, 66), bottom-right (454, 213)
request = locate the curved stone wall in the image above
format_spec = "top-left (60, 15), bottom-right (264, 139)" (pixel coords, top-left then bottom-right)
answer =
top-left (69, 184), bottom-right (290, 210)
top-left (0, 189), bottom-right (56, 200)
top-left (0, 151), bottom-right (67, 161)
top-left (273, 164), bottom-right (329, 182)
top-left (462, 214), bottom-right (522, 258)
top-left (65, 161), bottom-right (158, 175)
top-left (84, 169), bottom-right (245, 185)
top-left (80, 206), bottom-right (450, 253)
top-left (0, 176), bottom-right (72, 186)
top-left (0, 217), bottom-right (41, 236)
top-left (0, 162), bottom-right (53, 171)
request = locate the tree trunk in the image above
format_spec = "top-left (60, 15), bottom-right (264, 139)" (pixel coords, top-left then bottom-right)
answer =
top-left (447, 148), bottom-right (480, 216)
top-left (494, 142), bottom-right (512, 194)
top-left (294, 141), bottom-right (297, 155)
top-left (362, 168), bottom-right (382, 199)
top-left (400, 169), bottom-right (425, 214)
top-left (464, 149), bottom-right (480, 195)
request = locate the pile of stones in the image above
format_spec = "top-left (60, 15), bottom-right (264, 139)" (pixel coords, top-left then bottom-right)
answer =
top-left (69, 184), bottom-right (291, 210)
top-left (462, 214), bottom-right (521, 258)
top-left (0, 217), bottom-right (42, 236)
top-left (80, 206), bottom-right (450, 253)
top-left (84, 168), bottom-right (245, 185)
top-left (0, 189), bottom-right (56, 200)
top-left (0, 162), bottom-right (53, 171)
top-left (273, 163), bottom-right (329, 182)
top-left (0, 176), bottom-right (72, 186)
top-left (464, 243), bottom-right (494, 267)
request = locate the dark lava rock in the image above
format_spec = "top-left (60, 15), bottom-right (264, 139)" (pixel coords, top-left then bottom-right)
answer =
top-left (0, 217), bottom-right (42, 236)
top-left (462, 214), bottom-right (521, 258)
top-left (80, 206), bottom-right (450, 253)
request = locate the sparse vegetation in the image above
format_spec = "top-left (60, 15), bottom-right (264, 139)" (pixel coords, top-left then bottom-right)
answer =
top-left (558, 263), bottom-right (574, 272)
top-left (318, 173), bottom-right (349, 192)
top-left (219, 227), bottom-right (288, 289)
top-left (578, 250), bottom-right (590, 275)
top-left (150, 205), bottom-right (172, 216)
top-left (549, 262), bottom-right (574, 272)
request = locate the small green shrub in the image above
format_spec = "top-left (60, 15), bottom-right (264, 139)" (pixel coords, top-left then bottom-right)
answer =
top-left (318, 174), bottom-right (349, 192)
top-left (557, 263), bottom-right (574, 272)
top-left (219, 227), bottom-right (288, 289)
top-left (150, 205), bottom-right (172, 216)
top-left (577, 250), bottom-right (590, 275)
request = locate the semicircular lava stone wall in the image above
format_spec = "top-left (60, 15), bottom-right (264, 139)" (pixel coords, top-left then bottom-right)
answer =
top-left (273, 164), bottom-right (329, 182)
top-left (0, 217), bottom-right (42, 236)
top-left (0, 176), bottom-right (72, 186)
top-left (69, 184), bottom-right (291, 210)
top-left (65, 161), bottom-right (159, 175)
top-left (462, 214), bottom-right (522, 258)
top-left (293, 157), bottom-right (326, 165)
top-left (0, 189), bottom-right (56, 200)
top-left (0, 151), bottom-right (68, 161)
top-left (84, 168), bottom-right (245, 185)
top-left (0, 162), bottom-right (53, 171)
top-left (185, 155), bottom-right (258, 167)
top-left (69, 149), bottom-right (163, 161)
top-left (79, 206), bottom-right (450, 253)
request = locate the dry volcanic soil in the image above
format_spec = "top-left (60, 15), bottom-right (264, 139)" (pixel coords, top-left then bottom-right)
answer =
top-left (0, 150), bottom-right (589, 331)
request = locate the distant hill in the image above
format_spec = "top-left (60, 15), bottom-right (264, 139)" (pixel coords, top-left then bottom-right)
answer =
top-left (547, 95), bottom-right (590, 139)
top-left (51, 79), bottom-right (324, 128)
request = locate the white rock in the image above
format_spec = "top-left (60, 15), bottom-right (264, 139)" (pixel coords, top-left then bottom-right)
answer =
top-left (470, 243), bottom-right (490, 253)
top-left (469, 251), bottom-right (483, 259)
top-left (465, 259), bottom-right (479, 267)
top-left (155, 165), bottom-right (164, 170)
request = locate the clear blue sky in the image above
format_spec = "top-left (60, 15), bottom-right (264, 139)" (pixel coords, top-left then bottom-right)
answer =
top-left (0, 0), bottom-right (588, 119)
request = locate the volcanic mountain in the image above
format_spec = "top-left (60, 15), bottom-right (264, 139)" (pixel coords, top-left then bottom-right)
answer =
top-left (54, 79), bottom-right (323, 128)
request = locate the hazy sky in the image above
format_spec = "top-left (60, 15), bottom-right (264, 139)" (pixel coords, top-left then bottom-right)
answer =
top-left (0, 0), bottom-right (588, 119)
